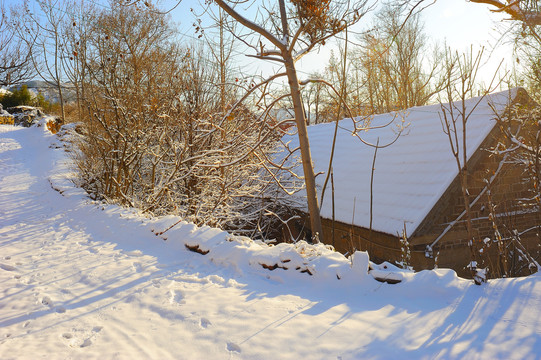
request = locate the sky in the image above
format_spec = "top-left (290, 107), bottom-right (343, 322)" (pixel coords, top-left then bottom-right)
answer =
top-left (170, 0), bottom-right (514, 85)
top-left (3, 0), bottom-right (515, 85)
top-left (173, 0), bottom-right (511, 71)
top-left (421, 0), bottom-right (513, 83)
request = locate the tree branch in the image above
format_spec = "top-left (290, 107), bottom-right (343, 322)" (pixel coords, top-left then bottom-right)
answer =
top-left (469, 0), bottom-right (541, 25)
top-left (213, 0), bottom-right (286, 50)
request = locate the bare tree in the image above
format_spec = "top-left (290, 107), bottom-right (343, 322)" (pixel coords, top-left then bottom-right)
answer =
top-left (312, 2), bottom-right (443, 119)
top-left (302, 71), bottom-right (326, 124)
top-left (28, 0), bottom-right (70, 121)
top-left (354, 2), bottom-right (444, 114)
top-left (487, 95), bottom-right (541, 276)
top-left (211, 0), bottom-right (374, 242)
top-left (438, 47), bottom-right (502, 284)
top-left (61, 0), bottom-right (96, 122)
top-left (0, 0), bottom-right (34, 87)
top-left (200, 8), bottom-right (238, 114)
top-left (322, 41), bottom-right (363, 120)
top-left (457, 0), bottom-right (541, 278)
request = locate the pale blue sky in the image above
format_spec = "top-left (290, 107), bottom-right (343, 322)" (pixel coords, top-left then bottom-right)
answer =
top-left (3, 0), bottom-right (514, 84)
top-left (172, 0), bottom-right (513, 84)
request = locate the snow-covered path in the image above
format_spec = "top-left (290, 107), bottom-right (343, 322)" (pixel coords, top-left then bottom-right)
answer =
top-left (1, 124), bottom-right (541, 360)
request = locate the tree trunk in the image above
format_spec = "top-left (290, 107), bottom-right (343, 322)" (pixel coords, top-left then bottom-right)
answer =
top-left (283, 52), bottom-right (323, 242)
top-left (54, 31), bottom-right (65, 122)
top-left (278, 0), bottom-right (322, 242)
top-left (215, 0), bottom-right (324, 242)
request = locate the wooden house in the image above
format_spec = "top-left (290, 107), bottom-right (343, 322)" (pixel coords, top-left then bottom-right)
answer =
top-left (283, 88), bottom-right (540, 277)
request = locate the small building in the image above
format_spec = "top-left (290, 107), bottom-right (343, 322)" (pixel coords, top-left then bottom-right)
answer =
top-left (283, 88), bottom-right (540, 277)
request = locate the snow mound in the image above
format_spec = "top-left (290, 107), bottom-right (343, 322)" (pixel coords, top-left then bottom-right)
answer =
top-left (146, 216), bottom-right (373, 284)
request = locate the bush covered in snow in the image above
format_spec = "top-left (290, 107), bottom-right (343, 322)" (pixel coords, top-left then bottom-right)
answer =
top-left (70, 5), bottom-right (298, 242)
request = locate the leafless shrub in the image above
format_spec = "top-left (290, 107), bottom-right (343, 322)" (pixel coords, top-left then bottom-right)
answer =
top-left (70, 3), bottom-right (297, 240)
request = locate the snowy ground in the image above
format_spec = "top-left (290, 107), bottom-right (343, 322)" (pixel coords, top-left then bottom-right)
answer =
top-left (1, 123), bottom-right (541, 360)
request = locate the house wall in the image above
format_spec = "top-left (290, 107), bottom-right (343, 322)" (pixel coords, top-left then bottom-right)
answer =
top-left (318, 216), bottom-right (433, 269)
top-left (411, 125), bottom-right (540, 277)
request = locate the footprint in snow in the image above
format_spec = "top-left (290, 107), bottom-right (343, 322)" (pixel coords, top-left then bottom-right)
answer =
top-left (71, 338), bottom-right (92, 348)
top-left (226, 342), bottom-right (241, 353)
top-left (168, 289), bottom-right (185, 305)
top-left (87, 247), bottom-right (99, 254)
top-left (151, 278), bottom-right (161, 288)
top-left (22, 275), bottom-right (37, 285)
top-left (200, 318), bottom-right (211, 329)
top-left (63, 327), bottom-right (101, 348)
top-left (0, 263), bottom-right (16, 271)
top-left (125, 250), bottom-right (143, 257)
top-left (40, 296), bottom-right (53, 307)
top-left (132, 262), bottom-right (143, 272)
top-left (92, 326), bottom-right (103, 333)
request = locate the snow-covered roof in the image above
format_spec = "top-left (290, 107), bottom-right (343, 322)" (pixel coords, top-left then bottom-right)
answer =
top-left (283, 88), bottom-right (519, 237)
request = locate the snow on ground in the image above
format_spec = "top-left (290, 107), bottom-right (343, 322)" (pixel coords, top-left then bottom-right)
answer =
top-left (1, 123), bottom-right (541, 360)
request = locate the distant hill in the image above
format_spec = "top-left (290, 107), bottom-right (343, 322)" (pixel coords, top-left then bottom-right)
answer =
top-left (8, 80), bottom-right (76, 104)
